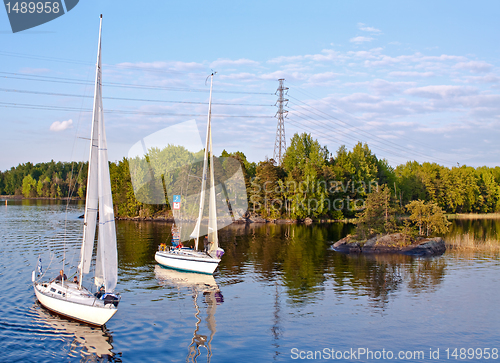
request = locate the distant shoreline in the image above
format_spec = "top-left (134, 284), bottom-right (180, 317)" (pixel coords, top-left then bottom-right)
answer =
top-left (0, 195), bottom-right (81, 200)
top-left (3, 197), bottom-right (500, 221)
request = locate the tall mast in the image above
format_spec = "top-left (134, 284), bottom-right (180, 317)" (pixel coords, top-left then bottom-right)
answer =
top-left (191, 72), bottom-right (215, 250)
top-left (208, 73), bottom-right (218, 250)
top-left (79, 14), bottom-right (102, 288)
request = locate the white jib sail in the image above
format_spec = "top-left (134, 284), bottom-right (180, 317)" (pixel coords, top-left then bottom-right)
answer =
top-left (79, 16), bottom-right (117, 292)
top-left (208, 117), bottom-right (218, 251)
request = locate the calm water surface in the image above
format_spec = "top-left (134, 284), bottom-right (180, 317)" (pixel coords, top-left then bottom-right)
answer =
top-left (1, 200), bottom-right (499, 362)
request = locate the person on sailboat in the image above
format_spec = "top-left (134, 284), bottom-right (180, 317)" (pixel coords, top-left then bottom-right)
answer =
top-left (95, 286), bottom-right (105, 299)
top-left (73, 276), bottom-right (79, 284)
top-left (204, 236), bottom-right (211, 252)
top-left (53, 269), bottom-right (67, 283)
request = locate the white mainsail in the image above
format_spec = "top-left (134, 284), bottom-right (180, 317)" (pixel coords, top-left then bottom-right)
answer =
top-left (79, 16), bottom-right (117, 293)
top-left (33, 15), bottom-right (119, 327)
top-left (207, 111), bottom-right (218, 252)
top-left (190, 73), bottom-right (216, 250)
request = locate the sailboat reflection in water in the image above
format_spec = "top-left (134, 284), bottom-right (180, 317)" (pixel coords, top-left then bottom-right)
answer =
top-left (31, 303), bottom-right (114, 359)
top-left (155, 266), bottom-right (223, 362)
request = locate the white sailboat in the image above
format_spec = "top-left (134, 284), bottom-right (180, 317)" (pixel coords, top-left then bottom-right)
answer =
top-left (32, 15), bottom-right (120, 326)
top-left (155, 73), bottom-right (224, 274)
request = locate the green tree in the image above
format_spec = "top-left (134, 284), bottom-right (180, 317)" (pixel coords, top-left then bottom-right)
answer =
top-left (22, 175), bottom-right (37, 198)
top-left (0, 171), bottom-right (4, 194)
top-left (36, 179), bottom-right (44, 197)
top-left (356, 185), bottom-right (400, 238)
top-left (253, 159), bottom-right (284, 218)
top-left (406, 200), bottom-right (450, 236)
top-left (282, 133), bottom-right (330, 219)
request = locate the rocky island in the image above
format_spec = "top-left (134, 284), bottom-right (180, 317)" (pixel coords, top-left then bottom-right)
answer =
top-left (333, 233), bottom-right (446, 257)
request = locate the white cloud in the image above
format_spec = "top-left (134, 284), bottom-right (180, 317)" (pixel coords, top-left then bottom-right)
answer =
top-left (268, 54), bottom-right (305, 64)
top-left (116, 61), bottom-right (205, 72)
top-left (357, 23), bottom-right (382, 33)
top-left (405, 85), bottom-right (478, 99)
top-left (389, 71), bottom-right (435, 78)
top-left (50, 119), bottom-right (73, 132)
top-left (363, 52), bottom-right (468, 68)
top-left (462, 75), bottom-right (500, 84)
top-left (454, 61), bottom-right (493, 73)
top-left (367, 79), bottom-right (415, 96)
top-left (19, 67), bottom-right (50, 74)
top-left (307, 72), bottom-right (338, 82)
top-left (210, 58), bottom-right (260, 68)
top-left (350, 36), bottom-right (374, 43)
top-left (347, 48), bottom-right (383, 59)
top-left (260, 70), bottom-right (307, 82)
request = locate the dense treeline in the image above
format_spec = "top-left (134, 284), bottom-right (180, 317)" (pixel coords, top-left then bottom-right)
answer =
top-left (248, 133), bottom-right (500, 219)
top-left (1, 133), bottom-right (499, 219)
top-left (0, 160), bottom-right (87, 199)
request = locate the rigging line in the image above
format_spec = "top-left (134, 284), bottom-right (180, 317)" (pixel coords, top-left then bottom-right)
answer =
top-left (0, 87), bottom-right (274, 107)
top-left (62, 65), bottom-right (93, 274)
top-left (287, 97), bottom-right (455, 166)
top-left (287, 82), bottom-right (457, 160)
top-left (0, 72), bottom-right (275, 95)
top-left (285, 117), bottom-right (401, 166)
top-left (288, 104), bottom-right (448, 165)
top-left (0, 101), bottom-right (273, 117)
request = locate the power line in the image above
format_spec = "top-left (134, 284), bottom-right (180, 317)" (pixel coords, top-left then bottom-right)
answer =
top-left (286, 82), bottom-right (456, 165)
top-left (0, 71), bottom-right (274, 95)
top-left (287, 94), bottom-right (455, 166)
top-left (0, 87), bottom-right (274, 107)
top-left (0, 101), bottom-right (273, 118)
top-left (287, 105), bottom-right (405, 164)
top-left (285, 115), bottom-right (402, 167)
top-left (0, 51), bottom-right (207, 75)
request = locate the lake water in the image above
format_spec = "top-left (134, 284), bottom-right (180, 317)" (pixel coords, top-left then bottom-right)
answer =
top-left (1, 199), bottom-right (499, 362)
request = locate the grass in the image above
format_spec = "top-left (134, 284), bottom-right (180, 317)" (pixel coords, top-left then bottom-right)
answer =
top-left (446, 213), bottom-right (500, 220)
top-left (445, 233), bottom-right (500, 252)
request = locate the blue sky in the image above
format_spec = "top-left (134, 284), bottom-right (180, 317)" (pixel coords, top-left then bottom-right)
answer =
top-left (1, 1), bottom-right (499, 171)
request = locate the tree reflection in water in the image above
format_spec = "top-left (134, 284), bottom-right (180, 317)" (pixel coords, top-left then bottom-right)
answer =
top-left (328, 254), bottom-right (446, 309)
top-left (217, 223), bottom-right (447, 310)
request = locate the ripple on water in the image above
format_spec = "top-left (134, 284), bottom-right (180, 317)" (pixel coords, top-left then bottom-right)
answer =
top-left (2, 202), bottom-right (500, 362)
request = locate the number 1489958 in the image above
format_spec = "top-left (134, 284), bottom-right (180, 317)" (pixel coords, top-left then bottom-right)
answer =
top-left (5, 2), bottom-right (60, 14)
top-left (445, 348), bottom-right (498, 360)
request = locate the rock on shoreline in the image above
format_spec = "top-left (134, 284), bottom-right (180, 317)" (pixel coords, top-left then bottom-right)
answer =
top-left (333, 233), bottom-right (446, 257)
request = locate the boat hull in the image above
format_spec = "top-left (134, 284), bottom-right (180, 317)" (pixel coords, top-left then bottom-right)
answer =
top-left (34, 282), bottom-right (118, 326)
top-left (155, 250), bottom-right (220, 274)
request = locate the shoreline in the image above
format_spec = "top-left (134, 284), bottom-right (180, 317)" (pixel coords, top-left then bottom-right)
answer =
top-left (446, 213), bottom-right (500, 220)
top-left (3, 197), bottom-right (500, 221)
